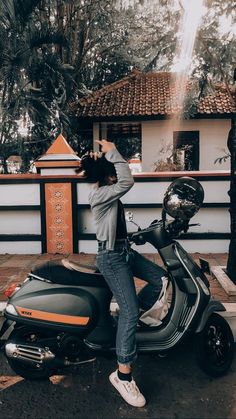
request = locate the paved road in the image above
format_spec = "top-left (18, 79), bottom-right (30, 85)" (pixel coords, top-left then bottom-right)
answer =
top-left (1, 344), bottom-right (236, 419)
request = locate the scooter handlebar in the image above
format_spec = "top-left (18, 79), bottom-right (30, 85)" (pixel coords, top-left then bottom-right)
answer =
top-left (167, 219), bottom-right (189, 235)
top-left (167, 220), bottom-right (200, 236)
top-left (128, 219), bottom-right (199, 245)
top-left (129, 233), bottom-right (146, 245)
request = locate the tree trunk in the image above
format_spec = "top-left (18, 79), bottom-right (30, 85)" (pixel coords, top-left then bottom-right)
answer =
top-left (226, 117), bottom-right (236, 283)
top-left (56, 0), bottom-right (64, 60)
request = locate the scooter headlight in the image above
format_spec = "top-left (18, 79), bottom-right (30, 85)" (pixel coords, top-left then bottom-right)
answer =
top-left (5, 304), bottom-right (18, 316)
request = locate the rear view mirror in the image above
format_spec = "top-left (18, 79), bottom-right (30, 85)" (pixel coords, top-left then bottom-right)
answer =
top-left (125, 211), bottom-right (134, 222)
top-left (125, 211), bottom-right (141, 231)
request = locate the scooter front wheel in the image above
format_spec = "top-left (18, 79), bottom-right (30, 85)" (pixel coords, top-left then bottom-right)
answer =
top-left (195, 313), bottom-right (234, 377)
top-left (5, 326), bottom-right (56, 380)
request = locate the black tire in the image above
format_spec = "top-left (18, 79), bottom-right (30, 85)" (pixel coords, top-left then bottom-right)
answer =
top-left (195, 313), bottom-right (235, 377)
top-left (5, 326), bottom-right (56, 380)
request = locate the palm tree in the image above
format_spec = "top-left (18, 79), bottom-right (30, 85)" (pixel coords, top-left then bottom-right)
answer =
top-left (0, 0), bottom-right (138, 168)
top-left (0, 0), bottom-right (78, 168)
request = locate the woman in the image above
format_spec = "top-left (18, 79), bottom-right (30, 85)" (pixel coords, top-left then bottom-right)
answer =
top-left (78, 139), bottom-right (167, 407)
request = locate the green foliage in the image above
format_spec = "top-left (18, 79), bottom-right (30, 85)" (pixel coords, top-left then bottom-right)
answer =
top-left (0, 0), bottom-right (138, 170)
top-left (193, 0), bottom-right (236, 86)
top-left (125, 1), bottom-right (180, 73)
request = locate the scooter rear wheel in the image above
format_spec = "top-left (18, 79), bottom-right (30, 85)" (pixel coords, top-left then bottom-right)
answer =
top-left (195, 313), bottom-right (234, 377)
top-left (5, 326), bottom-right (56, 380)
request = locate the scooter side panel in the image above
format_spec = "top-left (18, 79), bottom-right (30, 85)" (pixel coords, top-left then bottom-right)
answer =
top-left (195, 298), bottom-right (225, 333)
top-left (5, 278), bottom-right (112, 334)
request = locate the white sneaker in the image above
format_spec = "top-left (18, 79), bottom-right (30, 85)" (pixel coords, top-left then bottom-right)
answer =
top-left (109, 370), bottom-right (146, 407)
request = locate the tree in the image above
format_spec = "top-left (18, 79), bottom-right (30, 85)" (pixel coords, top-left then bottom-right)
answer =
top-left (0, 0), bottom-right (182, 169)
top-left (122, 0), bottom-right (180, 73)
top-left (0, 0), bottom-right (73, 168)
top-left (0, 0), bottom-right (146, 168)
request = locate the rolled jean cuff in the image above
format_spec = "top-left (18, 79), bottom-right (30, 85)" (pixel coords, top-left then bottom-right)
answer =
top-left (117, 350), bottom-right (137, 366)
top-left (118, 362), bottom-right (132, 368)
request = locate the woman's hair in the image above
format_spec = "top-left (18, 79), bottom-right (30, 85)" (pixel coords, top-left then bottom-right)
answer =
top-left (76, 154), bottom-right (116, 185)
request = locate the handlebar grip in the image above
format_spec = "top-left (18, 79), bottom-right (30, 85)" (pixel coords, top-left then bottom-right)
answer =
top-left (130, 234), bottom-right (146, 245)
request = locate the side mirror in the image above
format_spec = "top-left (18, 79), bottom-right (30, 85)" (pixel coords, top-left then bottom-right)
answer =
top-left (125, 211), bottom-right (141, 230)
top-left (125, 211), bottom-right (134, 222)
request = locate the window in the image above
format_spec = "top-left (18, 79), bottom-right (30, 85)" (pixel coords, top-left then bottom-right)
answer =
top-left (77, 121), bottom-right (93, 156)
top-left (173, 131), bottom-right (199, 171)
top-left (105, 123), bottom-right (141, 160)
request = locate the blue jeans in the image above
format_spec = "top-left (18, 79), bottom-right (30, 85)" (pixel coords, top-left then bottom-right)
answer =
top-left (96, 245), bottom-right (167, 365)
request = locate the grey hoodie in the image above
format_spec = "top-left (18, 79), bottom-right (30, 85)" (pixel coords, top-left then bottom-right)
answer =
top-left (88, 147), bottom-right (134, 250)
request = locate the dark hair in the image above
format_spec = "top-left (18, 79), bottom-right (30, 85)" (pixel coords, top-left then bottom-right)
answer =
top-left (76, 154), bottom-right (116, 185)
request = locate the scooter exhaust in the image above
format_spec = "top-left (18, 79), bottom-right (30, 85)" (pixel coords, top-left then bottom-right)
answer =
top-left (5, 342), bottom-right (96, 368)
top-left (5, 342), bottom-right (56, 367)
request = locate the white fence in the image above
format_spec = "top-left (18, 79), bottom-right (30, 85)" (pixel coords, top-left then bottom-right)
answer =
top-left (0, 171), bottom-right (231, 254)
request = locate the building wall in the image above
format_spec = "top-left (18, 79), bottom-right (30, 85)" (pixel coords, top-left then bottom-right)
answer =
top-left (142, 119), bottom-right (231, 172)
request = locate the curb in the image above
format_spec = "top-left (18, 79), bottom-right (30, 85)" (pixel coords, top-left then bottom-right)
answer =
top-left (211, 266), bottom-right (236, 296)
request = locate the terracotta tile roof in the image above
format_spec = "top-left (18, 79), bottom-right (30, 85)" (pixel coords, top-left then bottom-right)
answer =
top-left (76, 71), bottom-right (236, 119)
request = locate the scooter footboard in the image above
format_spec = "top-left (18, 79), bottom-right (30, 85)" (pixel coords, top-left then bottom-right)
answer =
top-left (195, 298), bottom-right (225, 333)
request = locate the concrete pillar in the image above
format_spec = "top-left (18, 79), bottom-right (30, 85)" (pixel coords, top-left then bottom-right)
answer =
top-left (34, 134), bottom-right (80, 254)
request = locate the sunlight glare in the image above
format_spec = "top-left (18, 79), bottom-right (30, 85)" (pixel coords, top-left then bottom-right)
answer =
top-left (171, 0), bottom-right (205, 113)
top-left (172, 0), bottom-right (205, 72)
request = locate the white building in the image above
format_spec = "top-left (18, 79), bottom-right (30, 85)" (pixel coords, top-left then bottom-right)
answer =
top-left (76, 70), bottom-right (235, 173)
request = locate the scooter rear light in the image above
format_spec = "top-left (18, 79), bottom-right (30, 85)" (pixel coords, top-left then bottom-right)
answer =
top-left (4, 283), bottom-right (21, 298)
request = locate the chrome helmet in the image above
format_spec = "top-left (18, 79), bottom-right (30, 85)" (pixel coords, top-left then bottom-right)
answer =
top-left (163, 176), bottom-right (204, 220)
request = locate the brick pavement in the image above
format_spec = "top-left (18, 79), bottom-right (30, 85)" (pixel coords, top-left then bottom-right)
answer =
top-left (0, 252), bottom-right (232, 303)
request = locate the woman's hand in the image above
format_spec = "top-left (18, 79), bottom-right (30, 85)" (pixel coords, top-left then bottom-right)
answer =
top-left (95, 139), bottom-right (116, 154)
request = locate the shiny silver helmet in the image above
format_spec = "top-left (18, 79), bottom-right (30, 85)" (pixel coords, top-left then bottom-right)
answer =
top-left (163, 176), bottom-right (204, 220)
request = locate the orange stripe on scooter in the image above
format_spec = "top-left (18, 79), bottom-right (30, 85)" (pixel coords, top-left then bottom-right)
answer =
top-left (16, 306), bottom-right (89, 326)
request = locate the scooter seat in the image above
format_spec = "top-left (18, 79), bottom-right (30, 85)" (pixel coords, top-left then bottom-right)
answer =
top-left (31, 259), bottom-right (108, 288)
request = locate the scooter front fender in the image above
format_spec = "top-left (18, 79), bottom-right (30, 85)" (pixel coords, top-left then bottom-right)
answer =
top-left (195, 298), bottom-right (225, 333)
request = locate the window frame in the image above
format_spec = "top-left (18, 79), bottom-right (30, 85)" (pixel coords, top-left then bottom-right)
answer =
top-left (173, 130), bottom-right (200, 171)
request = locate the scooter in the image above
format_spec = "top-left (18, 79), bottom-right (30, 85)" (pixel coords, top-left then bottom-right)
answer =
top-left (0, 177), bottom-right (234, 380)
